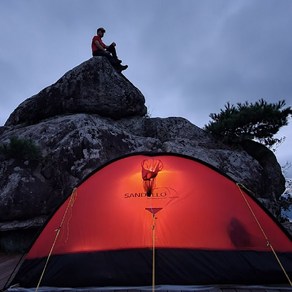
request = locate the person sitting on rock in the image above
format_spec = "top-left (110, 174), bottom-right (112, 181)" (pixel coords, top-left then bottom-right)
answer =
top-left (92, 27), bottom-right (128, 72)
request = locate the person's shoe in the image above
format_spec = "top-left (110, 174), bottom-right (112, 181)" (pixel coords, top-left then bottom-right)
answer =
top-left (120, 65), bottom-right (128, 71)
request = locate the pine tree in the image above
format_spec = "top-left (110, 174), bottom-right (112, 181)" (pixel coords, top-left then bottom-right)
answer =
top-left (204, 99), bottom-right (292, 147)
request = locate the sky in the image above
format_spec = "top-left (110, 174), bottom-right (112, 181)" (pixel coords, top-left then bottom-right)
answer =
top-left (0, 0), bottom-right (292, 177)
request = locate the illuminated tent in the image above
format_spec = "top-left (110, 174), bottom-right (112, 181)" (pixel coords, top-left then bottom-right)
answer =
top-left (9, 153), bottom-right (292, 289)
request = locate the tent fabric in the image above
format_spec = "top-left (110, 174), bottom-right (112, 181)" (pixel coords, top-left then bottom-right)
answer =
top-left (10, 154), bottom-right (292, 288)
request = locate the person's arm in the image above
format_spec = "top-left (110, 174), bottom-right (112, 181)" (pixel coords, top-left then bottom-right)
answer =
top-left (94, 40), bottom-right (108, 52)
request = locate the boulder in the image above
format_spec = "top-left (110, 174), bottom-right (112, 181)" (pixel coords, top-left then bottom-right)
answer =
top-left (0, 114), bottom-right (284, 222)
top-left (0, 57), bottom-right (288, 252)
top-left (5, 57), bottom-right (147, 126)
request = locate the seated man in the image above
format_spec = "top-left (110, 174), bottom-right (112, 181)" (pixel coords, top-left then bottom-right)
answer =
top-left (92, 27), bottom-right (128, 72)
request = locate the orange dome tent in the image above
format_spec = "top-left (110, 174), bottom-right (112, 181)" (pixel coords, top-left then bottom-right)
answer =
top-left (8, 153), bottom-right (292, 289)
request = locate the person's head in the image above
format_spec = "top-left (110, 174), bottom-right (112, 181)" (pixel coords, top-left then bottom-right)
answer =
top-left (97, 27), bottom-right (106, 36)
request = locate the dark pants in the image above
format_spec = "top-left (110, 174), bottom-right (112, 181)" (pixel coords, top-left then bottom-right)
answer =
top-left (106, 44), bottom-right (118, 59)
top-left (92, 44), bottom-right (120, 67)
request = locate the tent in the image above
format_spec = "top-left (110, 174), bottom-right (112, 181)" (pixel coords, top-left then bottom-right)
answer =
top-left (7, 153), bottom-right (292, 289)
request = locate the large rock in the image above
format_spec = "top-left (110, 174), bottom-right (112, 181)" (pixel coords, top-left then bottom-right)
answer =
top-left (0, 114), bottom-right (284, 222)
top-left (5, 57), bottom-right (147, 126)
top-left (0, 57), bottom-right (287, 251)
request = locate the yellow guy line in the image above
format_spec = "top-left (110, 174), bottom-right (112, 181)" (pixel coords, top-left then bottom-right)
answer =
top-left (236, 183), bottom-right (291, 286)
top-left (35, 188), bottom-right (78, 292)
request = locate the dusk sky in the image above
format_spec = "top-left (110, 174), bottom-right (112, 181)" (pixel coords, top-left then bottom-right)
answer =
top-left (1, 0), bottom-right (292, 176)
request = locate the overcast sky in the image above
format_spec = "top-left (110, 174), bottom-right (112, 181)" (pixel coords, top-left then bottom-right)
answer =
top-left (0, 0), bottom-right (291, 177)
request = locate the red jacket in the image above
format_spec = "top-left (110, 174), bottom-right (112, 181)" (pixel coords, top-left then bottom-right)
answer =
top-left (91, 35), bottom-right (106, 53)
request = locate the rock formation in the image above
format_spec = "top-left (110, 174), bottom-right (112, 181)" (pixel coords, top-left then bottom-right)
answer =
top-left (0, 57), bottom-right (288, 252)
top-left (5, 57), bottom-right (147, 126)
